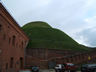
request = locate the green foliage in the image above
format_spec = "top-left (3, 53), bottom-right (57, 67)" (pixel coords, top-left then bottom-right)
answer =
top-left (22, 21), bottom-right (91, 51)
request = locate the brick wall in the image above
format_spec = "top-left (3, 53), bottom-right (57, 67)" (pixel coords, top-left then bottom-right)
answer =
top-left (26, 48), bottom-right (78, 60)
top-left (26, 48), bottom-right (96, 69)
top-left (0, 3), bottom-right (29, 72)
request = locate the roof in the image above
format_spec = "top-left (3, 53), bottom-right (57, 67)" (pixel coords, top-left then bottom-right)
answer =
top-left (0, 2), bottom-right (29, 40)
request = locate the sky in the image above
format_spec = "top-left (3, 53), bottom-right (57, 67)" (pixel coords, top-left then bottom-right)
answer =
top-left (1, 0), bottom-right (96, 47)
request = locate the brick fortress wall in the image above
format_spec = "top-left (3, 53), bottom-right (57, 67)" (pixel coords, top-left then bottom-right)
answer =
top-left (0, 3), bottom-right (29, 72)
top-left (26, 48), bottom-right (96, 69)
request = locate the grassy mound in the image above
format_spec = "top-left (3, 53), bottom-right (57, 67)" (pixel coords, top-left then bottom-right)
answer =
top-left (22, 21), bottom-right (52, 29)
top-left (22, 21), bottom-right (91, 51)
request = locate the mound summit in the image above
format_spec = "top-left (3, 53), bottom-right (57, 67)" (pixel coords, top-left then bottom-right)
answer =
top-left (22, 21), bottom-right (91, 51)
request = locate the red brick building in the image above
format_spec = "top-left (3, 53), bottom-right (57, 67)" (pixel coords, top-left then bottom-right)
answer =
top-left (0, 3), bottom-right (29, 72)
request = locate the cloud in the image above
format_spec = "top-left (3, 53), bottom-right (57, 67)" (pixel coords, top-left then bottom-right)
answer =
top-left (72, 27), bottom-right (96, 47)
top-left (2, 0), bottom-right (96, 47)
top-left (72, 15), bottom-right (96, 47)
top-left (84, 16), bottom-right (96, 28)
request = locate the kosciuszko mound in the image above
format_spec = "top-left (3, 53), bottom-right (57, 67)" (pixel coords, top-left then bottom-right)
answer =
top-left (22, 21), bottom-right (91, 51)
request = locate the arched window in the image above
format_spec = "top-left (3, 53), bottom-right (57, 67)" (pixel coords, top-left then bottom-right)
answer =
top-left (10, 57), bottom-right (14, 68)
top-left (12, 35), bottom-right (16, 46)
top-left (20, 57), bottom-right (23, 69)
top-left (6, 63), bottom-right (8, 70)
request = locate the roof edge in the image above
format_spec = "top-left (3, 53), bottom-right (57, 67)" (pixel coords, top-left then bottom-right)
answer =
top-left (0, 2), bottom-right (29, 40)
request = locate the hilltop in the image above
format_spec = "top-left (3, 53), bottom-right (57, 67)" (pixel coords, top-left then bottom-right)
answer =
top-left (22, 21), bottom-right (91, 51)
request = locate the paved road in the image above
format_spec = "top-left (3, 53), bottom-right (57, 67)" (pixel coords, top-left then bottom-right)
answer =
top-left (40, 69), bottom-right (81, 72)
top-left (40, 69), bottom-right (55, 72)
top-left (19, 69), bottom-right (81, 72)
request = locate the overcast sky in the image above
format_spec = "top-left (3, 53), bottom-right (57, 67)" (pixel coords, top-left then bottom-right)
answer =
top-left (1, 0), bottom-right (96, 47)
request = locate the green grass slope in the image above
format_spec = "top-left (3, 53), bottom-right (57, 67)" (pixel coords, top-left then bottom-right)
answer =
top-left (22, 21), bottom-right (91, 51)
top-left (22, 21), bottom-right (52, 29)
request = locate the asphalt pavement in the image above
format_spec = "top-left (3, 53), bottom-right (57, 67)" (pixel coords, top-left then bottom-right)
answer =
top-left (40, 69), bottom-right (81, 72)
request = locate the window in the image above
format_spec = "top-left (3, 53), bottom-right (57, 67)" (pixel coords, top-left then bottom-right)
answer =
top-left (20, 57), bottom-right (23, 69)
top-left (10, 57), bottom-right (14, 68)
top-left (6, 63), bottom-right (8, 70)
top-left (0, 24), bottom-right (2, 31)
top-left (8, 26), bottom-right (10, 28)
top-left (12, 35), bottom-right (16, 46)
top-left (70, 57), bottom-right (73, 62)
